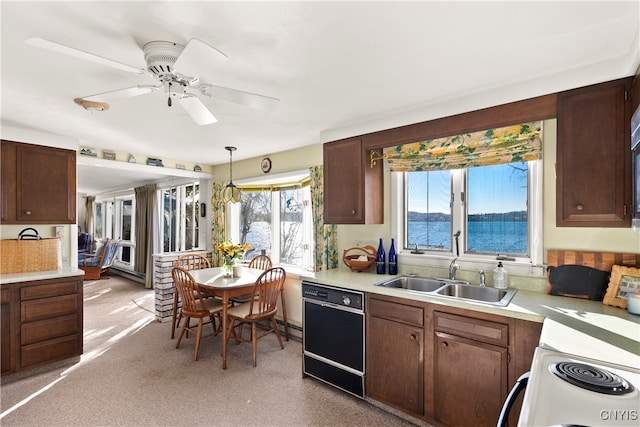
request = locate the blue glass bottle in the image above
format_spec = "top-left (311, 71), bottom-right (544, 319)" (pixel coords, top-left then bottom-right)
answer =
top-left (388, 238), bottom-right (398, 275)
top-left (376, 238), bottom-right (386, 274)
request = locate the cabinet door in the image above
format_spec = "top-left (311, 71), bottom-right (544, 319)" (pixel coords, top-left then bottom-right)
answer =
top-left (324, 138), bottom-right (365, 223)
top-left (15, 142), bottom-right (76, 223)
top-left (556, 78), bottom-right (632, 227)
top-left (367, 316), bottom-right (424, 416)
top-left (1, 141), bottom-right (17, 222)
top-left (1, 287), bottom-right (16, 375)
top-left (434, 331), bottom-right (508, 427)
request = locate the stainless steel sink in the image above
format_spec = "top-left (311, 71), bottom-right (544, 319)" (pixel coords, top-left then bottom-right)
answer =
top-left (376, 276), bottom-right (446, 293)
top-left (434, 283), bottom-right (517, 306)
top-left (375, 276), bottom-right (517, 307)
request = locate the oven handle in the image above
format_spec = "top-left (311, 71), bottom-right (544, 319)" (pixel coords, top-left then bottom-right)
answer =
top-left (303, 297), bottom-right (364, 315)
top-left (497, 371), bottom-right (529, 427)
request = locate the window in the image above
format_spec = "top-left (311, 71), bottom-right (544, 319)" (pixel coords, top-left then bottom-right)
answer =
top-left (230, 172), bottom-right (312, 269)
top-left (161, 182), bottom-right (200, 252)
top-left (118, 198), bottom-right (135, 267)
top-left (92, 196), bottom-right (133, 270)
top-left (401, 160), bottom-right (541, 263)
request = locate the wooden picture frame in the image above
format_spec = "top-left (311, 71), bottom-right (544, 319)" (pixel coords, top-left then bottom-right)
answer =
top-left (603, 265), bottom-right (640, 309)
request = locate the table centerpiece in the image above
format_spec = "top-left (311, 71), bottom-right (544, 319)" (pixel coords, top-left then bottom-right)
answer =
top-left (217, 240), bottom-right (251, 277)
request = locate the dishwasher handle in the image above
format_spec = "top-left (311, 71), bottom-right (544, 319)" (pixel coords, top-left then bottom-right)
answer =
top-left (497, 371), bottom-right (529, 427)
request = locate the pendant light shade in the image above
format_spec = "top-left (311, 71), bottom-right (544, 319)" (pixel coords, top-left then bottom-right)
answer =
top-left (222, 146), bottom-right (242, 203)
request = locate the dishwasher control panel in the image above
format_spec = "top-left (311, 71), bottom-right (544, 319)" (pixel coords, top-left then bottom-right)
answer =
top-left (302, 282), bottom-right (363, 311)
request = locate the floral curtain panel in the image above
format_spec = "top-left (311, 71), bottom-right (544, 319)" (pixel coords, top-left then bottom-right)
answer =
top-left (309, 165), bottom-right (338, 272)
top-left (210, 181), bottom-right (227, 267)
top-left (383, 121), bottom-right (542, 171)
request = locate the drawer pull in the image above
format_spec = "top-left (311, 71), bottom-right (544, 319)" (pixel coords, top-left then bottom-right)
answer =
top-left (576, 204), bottom-right (584, 211)
top-left (441, 341), bottom-right (448, 349)
top-left (24, 210), bottom-right (32, 215)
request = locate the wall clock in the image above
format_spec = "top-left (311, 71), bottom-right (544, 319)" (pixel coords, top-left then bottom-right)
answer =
top-left (261, 157), bottom-right (272, 173)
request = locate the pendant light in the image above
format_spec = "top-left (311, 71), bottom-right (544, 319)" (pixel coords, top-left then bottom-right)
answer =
top-left (222, 146), bottom-right (242, 203)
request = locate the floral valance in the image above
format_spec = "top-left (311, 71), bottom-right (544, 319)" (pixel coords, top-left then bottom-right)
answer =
top-left (382, 121), bottom-right (542, 172)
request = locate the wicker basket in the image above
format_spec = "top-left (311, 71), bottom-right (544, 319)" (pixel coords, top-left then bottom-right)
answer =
top-left (342, 245), bottom-right (377, 272)
top-left (0, 228), bottom-right (62, 274)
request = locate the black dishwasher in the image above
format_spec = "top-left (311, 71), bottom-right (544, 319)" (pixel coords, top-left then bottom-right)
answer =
top-left (302, 282), bottom-right (365, 398)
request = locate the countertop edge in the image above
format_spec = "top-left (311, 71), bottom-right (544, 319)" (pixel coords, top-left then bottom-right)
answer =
top-left (301, 270), bottom-right (640, 368)
top-left (1, 268), bottom-right (84, 284)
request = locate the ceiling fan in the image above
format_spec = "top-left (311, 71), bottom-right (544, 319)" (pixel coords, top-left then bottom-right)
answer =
top-left (25, 37), bottom-right (280, 125)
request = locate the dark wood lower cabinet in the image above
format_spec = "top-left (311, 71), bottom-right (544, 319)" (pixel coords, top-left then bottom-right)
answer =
top-left (434, 331), bottom-right (508, 426)
top-left (366, 293), bottom-right (541, 427)
top-left (366, 299), bottom-right (424, 416)
top-left (1, 275), bottom-right (83, 376)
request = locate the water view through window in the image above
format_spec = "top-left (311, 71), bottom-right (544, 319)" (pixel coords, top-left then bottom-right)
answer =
top-left (406, 162), bottom-right (528, 256)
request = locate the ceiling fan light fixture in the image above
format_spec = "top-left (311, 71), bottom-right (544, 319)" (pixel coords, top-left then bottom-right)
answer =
top-left (222, 146), bottom-right (241, 203)
top-left (74, 98), bottom-right (109, 111)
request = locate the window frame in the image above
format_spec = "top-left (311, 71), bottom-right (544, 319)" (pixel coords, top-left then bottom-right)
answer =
top-left (392, 160), bottom-right (543, 276)
top-left (228, 171), bottom-right (313, 270)
top-left (159, 180), bottom-right (202, 253)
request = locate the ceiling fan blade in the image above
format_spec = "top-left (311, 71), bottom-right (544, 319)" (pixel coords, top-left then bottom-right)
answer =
top-left (83, 85), bottom-right (161, 102)
top-left (204, 85), bottom-right (280, 112)
top-left (25, 37), bottom-right (145, 74)
top-left (173, 38), bottom-right (227, 78)
top-left (179, 95), bottom-right (217, 125)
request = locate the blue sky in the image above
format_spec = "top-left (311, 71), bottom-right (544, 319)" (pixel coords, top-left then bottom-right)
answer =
top-left (407, 163), bottom-right (528, 214)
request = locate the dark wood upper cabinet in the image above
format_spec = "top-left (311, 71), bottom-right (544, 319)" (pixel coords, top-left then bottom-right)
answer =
top-left (556, 78), bottom-right (632, 227)
top-left (1, 140), bottom-right (76, 224)
top-left (323, 137), bottom-right (383, 224)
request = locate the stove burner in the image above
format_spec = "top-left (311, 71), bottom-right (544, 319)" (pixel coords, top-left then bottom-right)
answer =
top-left (550, 362), bottom-right (634, 395)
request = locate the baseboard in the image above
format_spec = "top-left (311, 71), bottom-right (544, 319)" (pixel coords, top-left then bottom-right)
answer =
top-left (111, 268), bottom-right (145, 284)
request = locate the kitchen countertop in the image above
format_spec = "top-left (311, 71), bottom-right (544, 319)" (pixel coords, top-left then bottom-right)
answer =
top-left (301, 269), bottom-right (640, 369)
top-left (0, 267), bottom-right (84, 284)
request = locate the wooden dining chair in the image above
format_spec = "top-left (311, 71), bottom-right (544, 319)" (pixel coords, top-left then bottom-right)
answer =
top-left (248, 254), bottom-right (272, 270)
top-left (230, 254), bottom-right (273, 304)
top-left (171, 254), bottom-right (212, 339)
top-left (225, 267), bottom-right (286, 367)
top-left (171, 266), bottom-right (223, 361)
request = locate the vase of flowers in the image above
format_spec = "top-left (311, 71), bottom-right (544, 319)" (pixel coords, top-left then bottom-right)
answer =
top-left (217, 240), bottom-right (251, 277)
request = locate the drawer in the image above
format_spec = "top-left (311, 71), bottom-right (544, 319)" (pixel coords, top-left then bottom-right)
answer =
top-left (21, 294), bottom-right (80, 322)
top-left (369, 297), bottom-right (423, 327)
top-left (20, 334), bottom-right (81, 369)
top-left (21, 280), bottom-right (80, 300)
top-left (434, 311), bottom-right (508, 346)
top-left (21, 314), bottom-right (80, 345)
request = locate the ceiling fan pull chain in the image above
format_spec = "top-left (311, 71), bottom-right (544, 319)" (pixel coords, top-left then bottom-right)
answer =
top-left (167, 82), bottom-right (172, 107)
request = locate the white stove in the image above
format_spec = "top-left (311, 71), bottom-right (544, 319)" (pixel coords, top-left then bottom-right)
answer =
top-left (518, 347), bottom-right (640, 426)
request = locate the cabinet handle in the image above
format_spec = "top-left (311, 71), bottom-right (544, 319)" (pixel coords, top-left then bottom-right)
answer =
top-left (410, 333), bottom-right (417, 340)
top-left (351, 209), bottom-right (356, 215)
top-left (24, 210), bottom-right (31, 215)
top-left (441, 341), bottom-right (448, 349)
top-left (576, 204), bottom-right (584, 211)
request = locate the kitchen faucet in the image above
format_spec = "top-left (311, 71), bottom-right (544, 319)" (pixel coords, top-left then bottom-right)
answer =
top-left (478, 270), bottom-right (486, 287)
top-left (449, 258), bottom-right (459, 280)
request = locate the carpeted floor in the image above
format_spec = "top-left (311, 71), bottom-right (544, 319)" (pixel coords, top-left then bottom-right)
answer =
top-left (0, 276), bottom-right (414, 426)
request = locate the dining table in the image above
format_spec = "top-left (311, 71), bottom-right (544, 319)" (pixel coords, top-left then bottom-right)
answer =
top-left (189, 266), bottom-right (263, 369)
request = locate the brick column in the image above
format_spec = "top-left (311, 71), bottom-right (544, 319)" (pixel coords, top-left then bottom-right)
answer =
top-left (152, 251), bottom-right (211, 322)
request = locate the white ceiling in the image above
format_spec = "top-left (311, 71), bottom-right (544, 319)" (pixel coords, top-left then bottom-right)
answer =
top-left (2, 1), bottom-right (639, 193)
